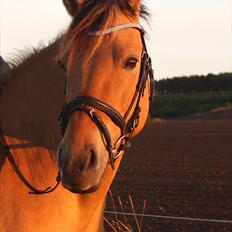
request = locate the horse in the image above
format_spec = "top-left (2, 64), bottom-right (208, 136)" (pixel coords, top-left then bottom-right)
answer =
top-left (0, 0), bottom-right (153, 231)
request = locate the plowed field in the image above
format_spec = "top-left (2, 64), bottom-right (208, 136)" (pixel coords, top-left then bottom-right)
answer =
top-left (105, 119), bottom-right (232, 232)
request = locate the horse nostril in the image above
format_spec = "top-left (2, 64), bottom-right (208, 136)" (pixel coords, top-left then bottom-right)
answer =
top-left (78, 145), bottom-right (98, 172)
top-left (58, 143), bottom-right (99, 174)
top-left (89, 149), bottom-right (97, 167)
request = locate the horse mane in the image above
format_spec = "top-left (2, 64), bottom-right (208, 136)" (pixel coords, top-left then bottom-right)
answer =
top-left (59, 0), bottom-right (149, 71)
top-left (0, 36), bottom-right (62, 88)
top-left (0, 45), bottom-right (48, 86)
top-left (0, 56), bottom-right (10, 82)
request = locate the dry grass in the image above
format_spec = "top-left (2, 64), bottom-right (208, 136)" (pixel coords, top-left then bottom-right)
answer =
top-left (104, 190), bottom-right (147, 232)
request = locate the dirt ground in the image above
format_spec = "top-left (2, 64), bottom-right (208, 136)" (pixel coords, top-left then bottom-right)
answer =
top-left (105, 118), bottom-right (232, 232)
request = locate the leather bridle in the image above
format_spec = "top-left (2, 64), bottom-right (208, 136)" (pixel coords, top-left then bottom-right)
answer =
top-left (0, 23), bottom-right (154, 194)
top-left (59, 23), bottom-right (154, 169)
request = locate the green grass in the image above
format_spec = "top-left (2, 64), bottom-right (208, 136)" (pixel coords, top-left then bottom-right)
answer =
top-left (150, 91), bottom-right (232, 119)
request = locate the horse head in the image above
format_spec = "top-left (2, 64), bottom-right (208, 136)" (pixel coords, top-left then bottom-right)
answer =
top-left (58, 0), bottom-right (154, 194)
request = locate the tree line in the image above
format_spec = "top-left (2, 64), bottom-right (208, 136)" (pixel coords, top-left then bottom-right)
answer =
top-left (155, 72), bottom-right (232, 94)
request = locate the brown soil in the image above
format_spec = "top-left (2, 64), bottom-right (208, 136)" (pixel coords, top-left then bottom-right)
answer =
top-left (105, 118), bottom-right (232, 232)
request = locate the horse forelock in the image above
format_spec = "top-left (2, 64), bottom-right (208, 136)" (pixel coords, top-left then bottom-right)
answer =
top-left (59, 0), bottom-right (149, 72)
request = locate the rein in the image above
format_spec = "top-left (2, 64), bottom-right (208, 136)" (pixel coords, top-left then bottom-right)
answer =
top-left (0, 130), bottom-right (61, 195)
top-left (0, 23), bottom-right (154, 194)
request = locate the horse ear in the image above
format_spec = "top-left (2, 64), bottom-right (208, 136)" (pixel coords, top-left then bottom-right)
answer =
top-left (62, 0), bottom-right (86, 17)
top-left (128, 0), bottom-right (141, 13)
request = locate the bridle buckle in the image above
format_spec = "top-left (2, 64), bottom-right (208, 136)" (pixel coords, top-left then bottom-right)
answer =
top-left (112, 135), bottom-right (131, 160)
top-left (89, 109), bottom-right (95, 118)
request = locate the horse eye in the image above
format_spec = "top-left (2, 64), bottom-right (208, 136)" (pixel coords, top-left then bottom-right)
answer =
top-left (124, 58), bottom-right (138, 69)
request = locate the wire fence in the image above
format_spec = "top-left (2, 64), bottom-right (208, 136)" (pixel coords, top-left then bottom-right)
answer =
top-left (105, 211), bottom-right (232, 224)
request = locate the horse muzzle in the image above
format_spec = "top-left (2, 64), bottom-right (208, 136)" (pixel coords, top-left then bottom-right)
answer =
top-left (58, 141), bottom-right (107, 193)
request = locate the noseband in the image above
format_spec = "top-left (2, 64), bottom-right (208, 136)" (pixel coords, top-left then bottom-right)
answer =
top-left (59, 23), bottom-right (154, 169)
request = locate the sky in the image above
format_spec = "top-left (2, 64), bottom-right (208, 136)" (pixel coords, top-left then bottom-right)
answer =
top-left (0, 0), bottom-right (231, 79)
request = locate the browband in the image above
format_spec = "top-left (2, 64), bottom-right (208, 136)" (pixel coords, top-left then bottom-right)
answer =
top-left (89, 23), bottom-right (143, 36)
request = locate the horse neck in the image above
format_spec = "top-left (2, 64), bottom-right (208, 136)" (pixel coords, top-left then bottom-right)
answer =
top-left (0, 42), bottom-right (107, 232)
top-left (0, 41), bottom-right (63, 184)
top-left (0, 41), bottom-right (65, 149)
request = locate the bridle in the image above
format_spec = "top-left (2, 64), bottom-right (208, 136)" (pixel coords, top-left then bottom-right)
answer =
top-left (0, 23), bottom-right (154, 195)
top-left (59, 23), bottom-right (154, 169)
